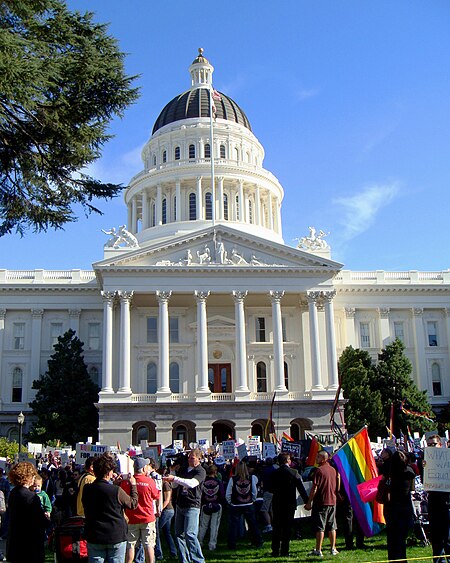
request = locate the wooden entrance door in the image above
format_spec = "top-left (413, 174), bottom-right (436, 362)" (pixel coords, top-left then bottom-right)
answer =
top-left (208, 363), bottom-right (231, 393)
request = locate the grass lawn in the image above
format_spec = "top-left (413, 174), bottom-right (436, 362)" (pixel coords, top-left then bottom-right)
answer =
top-left (45, 517), bottom-right (434, 563)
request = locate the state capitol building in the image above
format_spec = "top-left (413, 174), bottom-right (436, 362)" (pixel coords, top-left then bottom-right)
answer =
top-left (1, 51), bottom-right (449, 446)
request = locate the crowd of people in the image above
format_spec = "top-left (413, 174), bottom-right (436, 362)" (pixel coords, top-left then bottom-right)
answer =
top-left (0, 435), bottom-right (448, 563)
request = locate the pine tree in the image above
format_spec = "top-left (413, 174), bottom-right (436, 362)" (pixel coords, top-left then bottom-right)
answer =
top-left (0, 0), bottom-right (139, 235)
top-left (338, 346), bottom-right (385, 439)
top-left (29, 329), bottom-right (100, 445)
top-left (374, 338), bottom-right (434, 435)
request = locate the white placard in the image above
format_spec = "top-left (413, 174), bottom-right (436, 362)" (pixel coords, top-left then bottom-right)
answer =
top-left (423, 447), bottom-right (450, 492)
top-left (237, 443), bottom-right (248, 460)
top-left (75, 443), bottom-right (109, 464)
top-left (173, 440), bottom-right (184, 451)
top-left (222, 440), bottom-right (236, 460)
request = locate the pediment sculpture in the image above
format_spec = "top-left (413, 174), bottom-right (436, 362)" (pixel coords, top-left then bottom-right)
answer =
top-left (102, 225), bottom-right (139, 249)
top-left (297, 226), bottom-right (329, 251)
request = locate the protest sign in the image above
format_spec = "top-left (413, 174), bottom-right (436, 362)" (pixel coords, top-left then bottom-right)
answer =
top-left (263, 442), bottom-right (277, 460)
top-left (247, 436), bottom-right (261, 458)
top-left (117, 454), bottom-right (134, 475)
top-left (237, 443), bottom-right (248, 460)
top-left (423, 447), bottom-right (450, 492)
top-left (173, 440), bottom-right (184, 451)
top-left (222, 440), bottom-right (236, 460)
top-left (281, 440), bottom-right (301, 458)
top-left (76, 443), bottom-right (109, 464)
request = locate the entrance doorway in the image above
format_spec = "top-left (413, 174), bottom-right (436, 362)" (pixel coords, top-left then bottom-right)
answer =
top-left (208, 363), bottom-right (231, 393)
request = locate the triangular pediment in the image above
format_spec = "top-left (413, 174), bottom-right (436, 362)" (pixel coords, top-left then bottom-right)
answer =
top-left (93, 225), bottom-right (343, 273)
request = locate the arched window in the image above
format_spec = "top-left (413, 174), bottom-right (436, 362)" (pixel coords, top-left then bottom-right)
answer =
top-left (132, 421), bottom-right (157, 444)
top-left (12, 367), bottom-right (23, 402)
top-left (235, 194), bottom-right (240, 220)
top-left (189, 144), bottom-right (196, 159)
top-left (152, 154), bottom-right (156, 166)
top-left (256, 361), bottom-right (267, 392)
top-left (173, 196), bottom-right (177, 221)
top-left (162, 150), bottom-right (167, 163)
top-left (174, 146), bottom-right (180, 160)
top-left (169, 362), bottom-right (180, 393)
top-left (234, 147), bottom-right (239, 160)
top-left (162, 198), bottom-right (167, 224)
top-left (220, 144), bottom-right (226, 159)
top-left (137, 425), bottom-right (149, 442)
top-left (223, 194), bottom-right (229, 220)
top-left (147, 362), bottom-right (157, 394)
top-left (151, 203), bottom-right (156, 227)
top-left (205, 192), bottom-right (213, 220)
top-left (284, 362), bottom-right (289, 390)
top-left (89, 366), bottom-right (99, 387)
top-left (189, 193), bottom-right (196, 220)
top-left (246, 151), bottom-right (251, 162)
top-left (248, 200), bottom-right (253, 224)
top-left (204, 144), bottom-right (211, 159)
top-left (174, 424), bottom-right (187, 443)
top-left (432, 363), bottom-right (442, 396)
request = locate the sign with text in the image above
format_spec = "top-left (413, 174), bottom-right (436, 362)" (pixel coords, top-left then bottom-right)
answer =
top-left (423, 447), bottom-right (450, 492)
top-left (237, 443), bottom-right (248, 460)
top-left (222, 440), bottom-right (236, 460)
top-left (263, 442), bottom-right (277, 460)
top-left (75, 443), bottom-right (109, 464)
top-left (173, 440), bottom-right (184, 451)
top-left (281, 441), bottom-right (301, 458)
top-left (247, 436), bottom-right (261, 458)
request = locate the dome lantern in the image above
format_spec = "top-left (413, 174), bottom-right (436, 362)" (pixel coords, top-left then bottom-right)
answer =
top-left (188, 47), bottom-right (214, 88)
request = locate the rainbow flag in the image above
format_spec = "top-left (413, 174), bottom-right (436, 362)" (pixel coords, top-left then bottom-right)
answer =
top-left (305, 436), bottom-right (324, 467)
top-left (282, 432), bottom-right (294, 442)
top-left (332, 427), bottom-right (384, 537)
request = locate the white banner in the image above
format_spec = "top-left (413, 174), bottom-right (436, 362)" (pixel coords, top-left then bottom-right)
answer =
top-left (423, 447), bottom-right (450, 492)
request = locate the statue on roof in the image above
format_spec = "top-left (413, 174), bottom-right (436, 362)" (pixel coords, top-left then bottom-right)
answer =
top-left (297, 226), bottom-right (329, 251)
top-left (102, 225), bottom-right (139, 249)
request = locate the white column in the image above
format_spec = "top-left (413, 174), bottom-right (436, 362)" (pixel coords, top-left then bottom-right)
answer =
top-left (255, 186), bottom-right (261, 226)
top-left (323, 291), bottom-right (338, 390)
top-left (101, 292), bottom-right (115, 392)
top-left (156, 185), bottom-right (162, 225)
top-left (268, 192), bottom-right (274, 230)
top-left (217, 177), bottom-right (224, 221)
top-left (378, 307), bottom-right (391, 348)
top-left (411, 308), bottom-right (426, 387)
top-left (195, 291), bottom-right (210, 393)
top-left (141, 190), bottom-right (148, 229)
top-left (118, 291), bottom-right (133, 393)
top-left (0, 310), bottom-right (5, 381)
top-left (238, 180), bottom-right (245, 222)
top-left (270, 291), bottom-right (287, 392)
top-left (31, 309), bottom-right (43, 386)
top-left (127, 204), bottom-right (132, 232)
top-left (307, 291), bottom-right (323, 390)
top-left (175, 181), bottom-right (181, 222)
top-left (68, 309), bottom-right (81, 334)
top-left (131, 197), bottom-right (137, 233)
top-left (233, 291), bottom-right (249, 392)
top-left (196, 177), bottom-right (202, 220)
top-left (344, 307), bottom-right (357, 347)
top-left (156, 291), bottom-right (172, 393)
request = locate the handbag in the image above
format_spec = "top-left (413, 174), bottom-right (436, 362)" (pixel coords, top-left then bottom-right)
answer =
top-left (376, 477), bottom-right (390, 504)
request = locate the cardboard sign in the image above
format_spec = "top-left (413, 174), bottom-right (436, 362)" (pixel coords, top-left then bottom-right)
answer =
top-left (263, 442), bottom-right (277, 460)
top-left (173, 440), bottom-right (184, 451)
top-left (423, 447), bottom-right (450, 492)
top-left (247, 436), bottom-right (261, 458)
top-left (117, 454), bottom-right (134, 475)
top-left (75, 443), bottom-right (109, 464)
top-left (281, 441), bottom-right (301, 458)
top-left (222, 440), bottom-right (236, 460)
top-left (237, 443), bottom-right (248, 460)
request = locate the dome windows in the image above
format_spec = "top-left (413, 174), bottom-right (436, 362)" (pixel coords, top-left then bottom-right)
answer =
top-left (162, 198), bottom-right (167, 224)
top-left (189, 144), bottom-right (196, 159)
top-left (174, 146), bottom-right (181, 160)
top-left (204, 144), bottom-right (211, 159)
top-left (220, 144), bottom-right (226, 159)
top-left (162, 150), bottom-right (167, 163)
top-left (223, 194), bottom-right (229, 220)
top-left (189, 193), bottom-right (197, 220)
top-left (205, 192), bottom-right (213, 220)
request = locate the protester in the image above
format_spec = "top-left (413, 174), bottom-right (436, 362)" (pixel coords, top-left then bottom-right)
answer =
top-left (259, 457), bottom-right (275, 533)
top-left (0, 467), bottom-right (11, 541)
top-left (424, 435), bottom-right (449, 563)
top-left (7, 461), bottom-right (49, 563)
top-left (269, 452), bottom-right (309, 558)
top-left (225, 459), bottom-right (263, 551)
top-left (157, 468), bottom-right (177, 560)
top-left (198, 463), bottom-right (225, 551)
top-left (305, 450), bottom-right (340, 556)
top-left (76, 457), bottom-right (95, 516)
top-left (82, 453), bottom-right (138, 563)
top-left (382, 450), bottom-right (415, 563)
top-left (164, 448), bottom-right (206, 563)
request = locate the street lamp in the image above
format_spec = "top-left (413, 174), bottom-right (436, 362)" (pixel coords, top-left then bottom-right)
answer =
top-left (17, 411), bottom-right (25, 455)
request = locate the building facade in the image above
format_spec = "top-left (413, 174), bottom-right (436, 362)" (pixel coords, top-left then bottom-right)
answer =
top-left (1, 51), bottom-right (449, 446)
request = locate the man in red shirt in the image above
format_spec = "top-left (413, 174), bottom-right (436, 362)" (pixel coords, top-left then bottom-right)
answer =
top-left (305, 451), bottom-right (340, 557)
top-left (121, 457), bottom-right (160, 563)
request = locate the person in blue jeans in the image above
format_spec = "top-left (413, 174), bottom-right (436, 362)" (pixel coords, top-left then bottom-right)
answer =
top-left (164, 449), bottom-right (206, 563)
top-left (155, 478), bottom-right (177, 559)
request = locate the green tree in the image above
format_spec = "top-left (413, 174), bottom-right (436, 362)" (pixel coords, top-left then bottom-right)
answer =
top-left (374, 338), bottom-right (434, 435)
top-left (29, 329), bottom-right (100, 445)
top-left (0, 436), bottom-right (22, 458)
top-left (339, 346), bottom-right (384, 439)
top-left (0, 0), bottom-right (139, 235)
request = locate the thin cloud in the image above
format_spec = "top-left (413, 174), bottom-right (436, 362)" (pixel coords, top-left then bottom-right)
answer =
top-left (81, 143), bottom-right (144, 186)
top-left (334, 182), bottom-right (400, 242)
top-left (296, 88), bottom-right (319, 102)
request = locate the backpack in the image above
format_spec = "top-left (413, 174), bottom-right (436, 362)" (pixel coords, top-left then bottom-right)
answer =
top-left (202, 477), bottom-right (221, 514)
top-left (231, 476), bottom-right (252, 505)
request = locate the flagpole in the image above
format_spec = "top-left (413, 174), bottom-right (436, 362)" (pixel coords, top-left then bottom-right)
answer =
top-left (331, 425), bottom-right (368, 457)
top-left (209, 87), bottom-right (215, 227)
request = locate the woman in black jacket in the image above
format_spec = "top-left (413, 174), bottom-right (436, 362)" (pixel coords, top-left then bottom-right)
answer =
top-left (82, 453), bottom-right (138, 563)
top-left (7, 461), bottom-right (48, 563)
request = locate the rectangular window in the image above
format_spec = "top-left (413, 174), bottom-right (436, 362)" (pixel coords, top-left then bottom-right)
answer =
top-left (147, 317), bottom-right (158, 343)
top-left (256, 317), bottom-right (266, 343)
top-left (88, 322), bottom-right (101, 350)
top-left (427, 321), bottom-right (438, 346)
top-left (393, 321), bottom-right (404, 343)
top-left (13, 323), bottom-right (25, 350)
top-left (50, 323), bottom-right (63, 347)
top-left (169, 317), bottom-right (179, 343)
top-left (282, 317), bottom-right (287, 342)
top-left (360, 322), bottom-right (371, 348)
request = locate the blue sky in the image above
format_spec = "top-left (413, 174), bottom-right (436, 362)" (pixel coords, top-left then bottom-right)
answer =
top-left (2, 1), bottom-right (450, 271)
